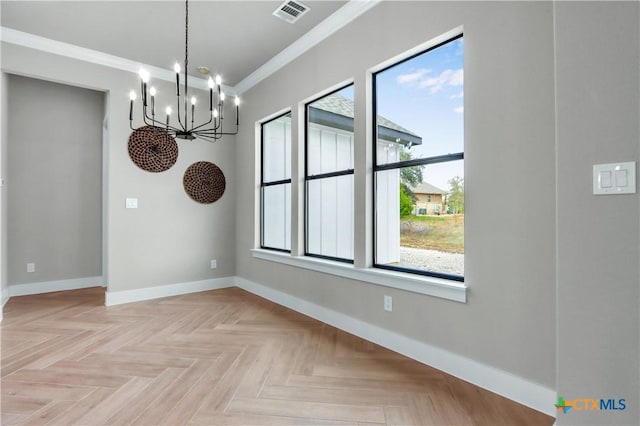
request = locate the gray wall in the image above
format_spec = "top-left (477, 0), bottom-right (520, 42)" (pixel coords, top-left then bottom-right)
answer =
top-left (236, 1), bottom-right (557, 389)
top-left (1, 42), bottom-right (237, 293)
top-left (555, 2), bottom-right (639, 425)
top-left (7, 74), bottom-right (103, 286)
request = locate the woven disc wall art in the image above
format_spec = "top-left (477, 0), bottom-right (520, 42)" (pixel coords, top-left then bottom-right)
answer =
top-left (183, 161), bottom-right (226, 204)
top-left (128, 126), bottom-right (178, 172)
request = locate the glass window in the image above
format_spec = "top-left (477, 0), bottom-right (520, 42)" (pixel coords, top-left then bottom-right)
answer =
top-left (305, 85), bottom-right (355, 262)
top-left (261, 112), bottom-right (292, 251)
top-left (373, 35), bottom-right (464, 280)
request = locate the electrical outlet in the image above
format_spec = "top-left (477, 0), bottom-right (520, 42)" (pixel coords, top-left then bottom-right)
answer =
top-left (210, 259), bottom-right (217, 269)
top-left (384, 295), bottom-right (392, 312)
top-left (125, 198), bottom-right (138, 209)
top-left (27, 262), bottom-right (35, 273)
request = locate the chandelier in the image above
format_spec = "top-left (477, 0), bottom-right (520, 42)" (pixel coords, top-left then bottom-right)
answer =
top-left (128, 0), bottom-right (239, 142)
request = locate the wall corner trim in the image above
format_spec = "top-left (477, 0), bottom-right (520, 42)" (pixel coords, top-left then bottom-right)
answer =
top-left (104, 277), bottom-right (234, 306)
top-left (0, 293), bottom-right (8, 322)
top-left (234, 276), bottom-right (556, 417)
top-left (9, 276), bottom-right (104, 297)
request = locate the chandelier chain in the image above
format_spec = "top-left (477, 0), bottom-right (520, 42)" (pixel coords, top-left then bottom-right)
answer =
top-left (185, 0), bottom-right (189, 76)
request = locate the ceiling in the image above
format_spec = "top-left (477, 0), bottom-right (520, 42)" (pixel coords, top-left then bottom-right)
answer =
top-left (0, 1), bottom-right (347, 87)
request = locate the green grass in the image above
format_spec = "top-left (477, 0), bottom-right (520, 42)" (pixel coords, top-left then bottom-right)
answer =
top-left (400, 214), bottom-right (464, 253)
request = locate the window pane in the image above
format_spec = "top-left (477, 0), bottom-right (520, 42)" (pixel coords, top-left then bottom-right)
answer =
top-left (307, 174), bottom-right (354, 260)
top-left (262, 184), bottom-right (291, 250)
top-left (307, 85), bottom-right (354, 175)
top-left (375, 37), bottom-right (464, 165)
top-left (375, 160), bottom-right (464, 277)
top-left (263, 113), bottom-right (291, 182)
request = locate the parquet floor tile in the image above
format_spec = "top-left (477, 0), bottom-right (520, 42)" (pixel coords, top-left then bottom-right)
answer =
top-left (1, 287), bottom-right (553, 425)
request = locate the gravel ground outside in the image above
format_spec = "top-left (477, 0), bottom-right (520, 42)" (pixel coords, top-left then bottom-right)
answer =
top-left (398, 246), bottom-right (464, 276)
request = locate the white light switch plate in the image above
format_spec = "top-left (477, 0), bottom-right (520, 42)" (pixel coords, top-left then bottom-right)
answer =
top-left (593, 162), bottom-right (636, 195)
top-left (125, 198), bottom-right (138, 209)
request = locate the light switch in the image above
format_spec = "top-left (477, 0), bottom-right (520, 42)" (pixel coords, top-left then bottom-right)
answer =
top-left (615, 169), bottom-right (628, 187)
top-left (593, 162), bottom-right (636, 195)
top-left (599, 171), bottom-right (612, 188)
top-left (125, 198), bottom-right (138, 209)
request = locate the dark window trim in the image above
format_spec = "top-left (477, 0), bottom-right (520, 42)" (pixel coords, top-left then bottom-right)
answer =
top-left (376, 33), bottom-right (463, 76)
top-left (374, 152), bottom-right (464, 172)
top-left (304, 83), bottom-right (355, 262)
top-left (259, 245), bottom-right (291, 254)
top-left (307, 169), bottom-right (354, 181)
top-left (260, 111), bottom-right (292, 252)
top-left (375, 264), bottom-right (464, 282)
top-left (305, 253), bottom-right (355, 265)
top-left (262, 178), bottom-right (292, 187)
top-left (372, 34), bottom-right (464, 282)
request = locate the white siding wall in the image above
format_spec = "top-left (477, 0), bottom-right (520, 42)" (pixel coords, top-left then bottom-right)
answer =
top-left (262, 117), bottom-right (291, 250)
top-left (375, 141), bottom-right (401, 264)
top-left (306, 123), bottom-right (401, 263)
top-left (307, 124), bottom-right (354, 259)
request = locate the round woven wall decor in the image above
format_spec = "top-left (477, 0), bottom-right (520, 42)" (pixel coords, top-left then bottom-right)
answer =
top-left (183, 161), bottom-right (226, 204)
top-left (128, 126), bottom-right (178, 173)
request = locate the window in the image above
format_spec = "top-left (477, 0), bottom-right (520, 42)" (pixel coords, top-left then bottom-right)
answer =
top-left (261, 112), bottom-right (292, 252)
top-left (373, 35), bottom-right (464, 281)
top-left (305, 85), bottom-right (355, 262)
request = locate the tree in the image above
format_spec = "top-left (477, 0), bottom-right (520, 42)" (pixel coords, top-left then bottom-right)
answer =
top-left (399, 184), bottom-right (414, 217)
top-left (447, 176), bottom-right (464, 214)
top-left (399, 148), bottom-right (423, 205)
top-left (399, 150), bottom-right (423, 188)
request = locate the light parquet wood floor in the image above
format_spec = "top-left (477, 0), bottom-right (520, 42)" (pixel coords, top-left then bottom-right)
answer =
top-left (1, 287), bottom-right (553, 425)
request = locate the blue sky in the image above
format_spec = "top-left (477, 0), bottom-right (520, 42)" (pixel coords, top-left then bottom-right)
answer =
top-left (376, 37), bottom-right (464, 191)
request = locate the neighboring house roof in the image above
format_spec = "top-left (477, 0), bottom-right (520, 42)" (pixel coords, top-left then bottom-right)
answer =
top-left (309, 93), bottom-right (422, 146)
top-left (412, 182), bottom-right (445, 195)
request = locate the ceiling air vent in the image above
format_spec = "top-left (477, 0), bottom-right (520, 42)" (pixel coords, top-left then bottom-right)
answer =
top-left (273, 0), bottom-right (310, 23)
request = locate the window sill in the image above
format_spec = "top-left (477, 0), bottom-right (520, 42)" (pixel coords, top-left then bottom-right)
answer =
top-left (251, 249), bottom-right (467, 303)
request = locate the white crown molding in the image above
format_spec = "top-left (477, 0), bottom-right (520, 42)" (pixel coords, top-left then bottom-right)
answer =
top-left (0, 0), bottom-right (380, 97)
top-left (0, 27), bottom-right (227, 93)
top-left (9, 276), bottom-right (104, 297)
top-left (233, 0), bottom-right (383, 95)
top-left (234, 276), bottom-right (556, 417)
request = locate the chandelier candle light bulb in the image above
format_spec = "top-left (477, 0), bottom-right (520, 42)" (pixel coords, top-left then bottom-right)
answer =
top-left (149, 87), bottom-right (156, 118)
top-left (165, 106), bottom-right (172, 128)
top-left (128, 0), bottom-right (239, 142)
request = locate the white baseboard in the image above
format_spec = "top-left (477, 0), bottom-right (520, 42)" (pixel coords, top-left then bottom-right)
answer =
top-left (234, 276), bottom-right (556, 417)
top-left (9, 276), bottom-right (104, 297)
top-left (105, 277), bottom-right (234, 306)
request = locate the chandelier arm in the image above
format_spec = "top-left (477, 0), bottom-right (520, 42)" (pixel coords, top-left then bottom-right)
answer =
top-left (200, 120), bottom-right (239, 136)
top-left (190, 115), bottom-right (215, 132)
top-left (197, 127), bottom-right (237, 136)
top-left (194, 134), bottom-right (221, 143)
top-left (175, 96), bottom-right (186, 131)
top-left (164, 123), bottom-right (184, 133)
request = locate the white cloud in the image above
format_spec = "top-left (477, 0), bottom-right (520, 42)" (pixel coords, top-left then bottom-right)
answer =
top-left (417, 68), bottom-right (464, 93)
top-left (453, 106), bottom-right (464, 114)
top-left (396, 68), bottom-right (430, 85)
top-left (449, 69), bottom-right (464, 87)
top-left (450, 91), bottom-right (464, 100)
